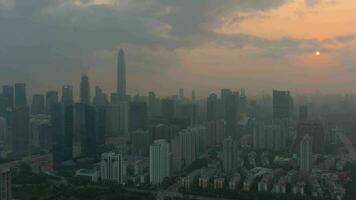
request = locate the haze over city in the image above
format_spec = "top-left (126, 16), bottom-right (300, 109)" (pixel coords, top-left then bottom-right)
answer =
top-left (1, 0), bottom-right (356, 96)
top-left (1, 1), bottom-right (356, 200)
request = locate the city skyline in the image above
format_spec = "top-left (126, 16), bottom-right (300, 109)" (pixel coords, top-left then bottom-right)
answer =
top-left (1, 0), bottom-right (356, 96)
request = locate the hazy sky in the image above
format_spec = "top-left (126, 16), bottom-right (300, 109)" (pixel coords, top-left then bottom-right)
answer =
top-left (1, 0), bottom-right (356, 98)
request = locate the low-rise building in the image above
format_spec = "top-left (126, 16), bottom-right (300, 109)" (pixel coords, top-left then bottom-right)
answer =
top-left (75, 169), bottom-right (99, 183)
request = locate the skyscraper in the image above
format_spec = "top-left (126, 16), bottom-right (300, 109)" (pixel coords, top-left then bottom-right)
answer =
top-left (14, 83), bottom-right (27, 108)
top-left (273, 90), bottom-right (293, 119)
top-left (179, 88), bottom-right (184, 100)
top-left (0, 167), bottom-right (12, 200)
top-left (100, 152), bottom-right (124, 184)
top-left (299, 105), bottom-right (308, 121)
top-left (207, 93), bottom-right (218, 122)
top-left (31, 94), bottom-right (45, 114)
top-left (117, 49), bottom-right (126, 100)
top-left (300, 134), bottom-right (312, 172)
top-left (73, 103), bottom-right (97, 158)
top-left (45, 91), bottom-right (58, 114)
top-left (61, 85), bottom-right (74, 106)
top-left (149, 139), bottom-right (170, 185)
top-left (93, 86), bottom-right (108, 106)
top-left (222, 137), bottom-right (241, 172)
top-left (225, 92), bottom-right (238, 138)
top-left (131, 129), bottom-right (151, 156)
top-left (0, 117), bottom-right (6, 142)
top-left (10, 107), bottom-right (30, 158)
top-left (129, 102), bottom-right (147, 134)
top-left (80, 74), bottom-right (91, 105)
top-left (2, 85), bottom-right (14, 109)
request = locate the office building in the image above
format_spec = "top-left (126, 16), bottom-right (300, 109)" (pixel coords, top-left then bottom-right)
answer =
top-left (2, 85), bottom-right (14, 109)
top-left (80, 74), bottom-right (91, 105)
top-left (296, 121), bottom-right (324, 153)
top-left (207, 93), bottom-right (218, 122)
top-left (0, 167), bottom-right (11, 200)
top-left (222, 137), bottom-right (242, 172)
top-left (117, 48), bottom-right (126, 101)
top-left (206, 120), bottom-right (225, 147)
top-left (10, 107), bottom-right (30, 158)
top-left (31, 94), bottom-right (45, 114)
top-left (46, 91), bottom-right (58, 114)
top-left (14, 83), bottom-right (27, 108)
top-left (300, 134), bottom-right (313, 172)
top-left (273, 90), bottom-right (293, 119)
top-left (101, 152), bottom-right (124, 184)
top-left (299, 105), bottom-right (308, 121)
top-left (61, 85), bottom-right (74, 106)
top-left (131, 129), bottom-right (151, 156)
top-left (73, 103), bottom-right (97, 158)
top-left (0, 117), bottom-right (6, 142)
top-left (93, 86), bottom-right (108, 106)
top-left (129, 102), bottom-right (147, 134)
top-left (149, 139), bottom-right (170, 185)
top-left (225, 92), bottom-right (239, 138)
top-left (161, 98), bottom-right (175, 121)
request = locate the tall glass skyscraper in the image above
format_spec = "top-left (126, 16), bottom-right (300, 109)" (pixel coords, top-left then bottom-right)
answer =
top-left (80, 74), bottom-right (90, 105)
top-left (117, 49), bottom-right (126, 101)
top-left (14, 83), bottom-right (27, 108)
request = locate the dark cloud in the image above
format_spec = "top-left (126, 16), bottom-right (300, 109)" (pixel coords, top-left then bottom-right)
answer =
top-left (2, 0), bottom-right (341, 95)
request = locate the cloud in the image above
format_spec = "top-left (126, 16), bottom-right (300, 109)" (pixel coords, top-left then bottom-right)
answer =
top-left (1, 0), bottom-right (355, 96)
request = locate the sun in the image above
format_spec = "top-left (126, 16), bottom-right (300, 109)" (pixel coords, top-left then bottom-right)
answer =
top-left (315, 51), bottom-right (321, 56)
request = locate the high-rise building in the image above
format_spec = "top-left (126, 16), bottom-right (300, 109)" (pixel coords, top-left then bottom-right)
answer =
top-left (61, 85), bottom-right (74, 106)
top-left (131, 129), bottom-right (151, 156)
top-left (51, 103), bottom-right (65, 166)
top-left (129, 102), bottom-right (147, 134)
top-left (207, 93), bottom-right (218, 122)
top-left (31, 94), bottom-right (45, 114)
top-left (273, 90), bottom-right (293, 119)
top-left (95, 106), bottom-right (106, 147)
top-left (192, 90), bottom-right (196, 102)
top-left (171, 136), bottom-right (182, 172)
top-left (149, 139), bottom-right (170, 185)
top-left (253, 120), bottom-right (287, 151)
top-left (180, 103), bottom-right (198, 126)
top-left (175, 126), bottom-right (206, 169)
top-left (100, 152), bottom-right (124, 184)
top-left (46, 91), bottom-right (58, 114)
top-left (73, 103), bottom-right (97, 158)
top-left (148, 91), bottom-right (159, 118)
top-left (300, 134), bottom-right (312, 172)
top-left (179, 88), bottom-right (184, 100)
top-left (0, 117), bottom-right (6, 142)
top-left (117, 49), bottom-right (126, 100)
top-left (119, 101), bottom-right (129, 137)
top-left (220, 88), bottom-right (232, 119)
top-left (93, 86), bottom-right (108, 106)
top-left (206, 120), bottom-right (225, 147)
top-left (225, 92), bottom-right (238, 138)
top-left (296, 121), bottom-right (324, 153)
top-left (14, 83), bottom-right (27, 108)
top-left (222, 137), bottom-right (241, 172)
top-left (10, 107), bottom-right (30, 158)
top-left (161, 98), bottom-right (175, 121)
top-left (2, 85), bottom-right (14, 109)
top-left (239, 88), bottom-right (247, 114)
top-left (299, 105), bottom-right (308, 121)
top-left (150, 124), bottom-right (177, 142)
top-left (0, 167), bottom-right (11, 200)
top-left (80, 74), bottom-right (91, 105)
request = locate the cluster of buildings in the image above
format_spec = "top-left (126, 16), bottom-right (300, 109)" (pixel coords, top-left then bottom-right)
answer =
top-left (0, 48), bottom-right (353, 200)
